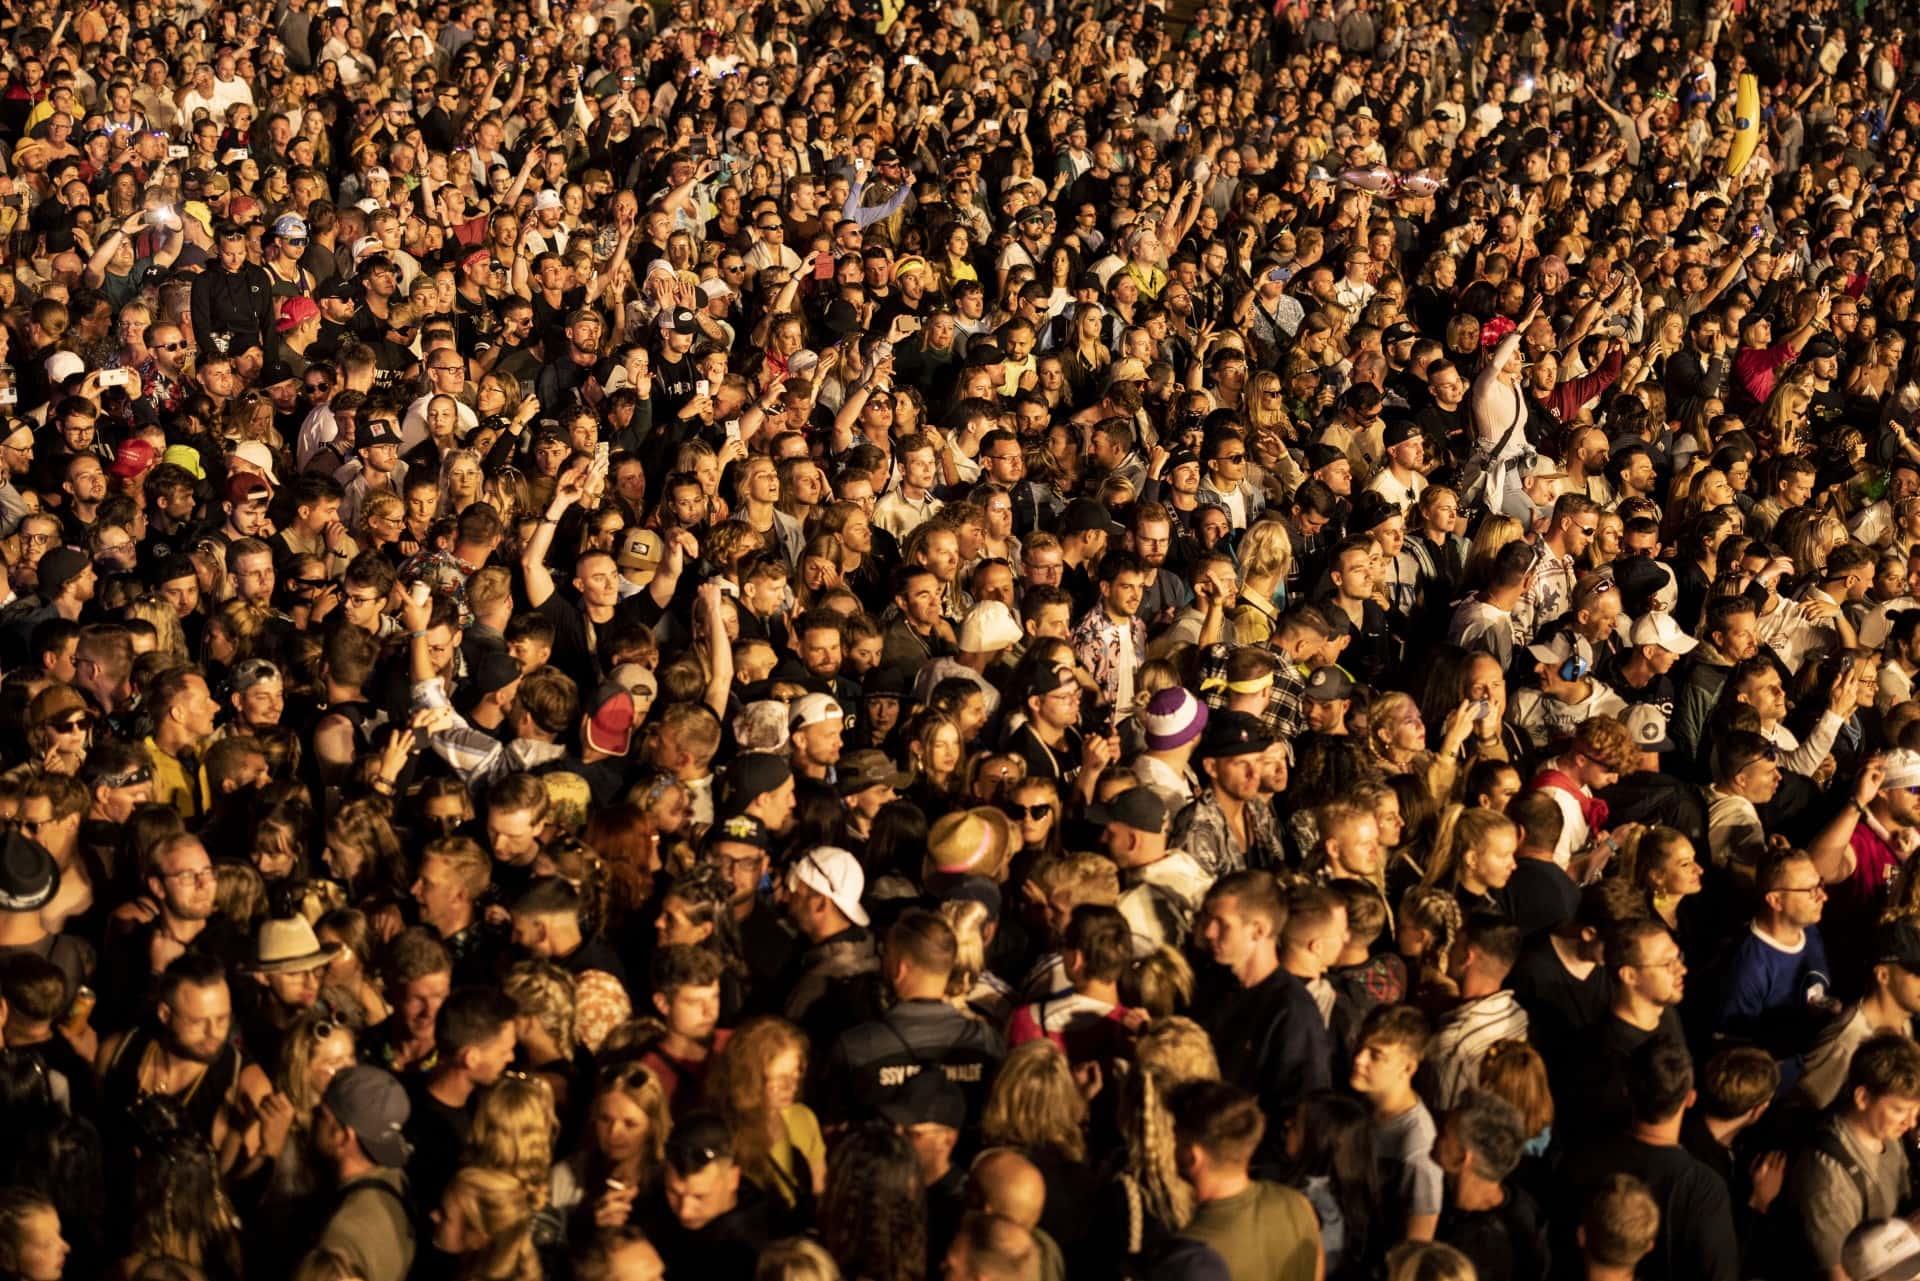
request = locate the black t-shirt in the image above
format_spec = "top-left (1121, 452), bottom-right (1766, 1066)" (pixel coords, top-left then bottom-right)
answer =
top-left (1508, 935), bottom-right (1608, 1086)
top-left (402, 1079), bottom-right (471, 1216)
top-left (1500, 858), bottom-right (1579, 941)
top-left (1556, 1133), bottom-right (1738, 1281)
top-left (1436, 1185), bottom-right (1550, 1281)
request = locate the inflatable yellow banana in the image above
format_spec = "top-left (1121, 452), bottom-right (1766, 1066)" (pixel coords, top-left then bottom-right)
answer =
top-left (1728, 72), bottom-right (1760, 178)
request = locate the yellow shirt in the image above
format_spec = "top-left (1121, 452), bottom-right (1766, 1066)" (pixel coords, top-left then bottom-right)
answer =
top-left (768, 1104), bottom-right (827, 1206)
top-left (143, 737), bottom-right (203, 820)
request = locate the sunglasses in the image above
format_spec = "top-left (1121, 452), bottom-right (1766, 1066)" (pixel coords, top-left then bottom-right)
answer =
top-left (55, 714), bottom-right (93, 733)
top-left (1008, 803), bottom-right (1053, 820)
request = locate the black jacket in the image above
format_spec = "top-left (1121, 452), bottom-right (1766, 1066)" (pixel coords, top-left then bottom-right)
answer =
top-left (190, 260), bottom-right (277, 356)
top-left (823, 997), bottom-right (1007, 1124)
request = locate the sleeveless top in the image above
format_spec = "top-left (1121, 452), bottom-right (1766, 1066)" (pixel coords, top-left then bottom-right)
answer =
top-left (102, 1024), bottom-right (242, 1143)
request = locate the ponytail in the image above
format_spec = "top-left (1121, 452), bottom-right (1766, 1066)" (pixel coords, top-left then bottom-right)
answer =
top-left (1421, 804), bottom-right (1516, 892)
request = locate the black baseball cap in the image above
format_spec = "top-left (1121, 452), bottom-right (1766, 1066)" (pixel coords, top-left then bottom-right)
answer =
top-left (1086, 786), bottom-right (1169, 836)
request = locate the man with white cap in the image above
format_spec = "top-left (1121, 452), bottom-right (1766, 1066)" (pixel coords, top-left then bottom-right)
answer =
top-left (1844, 1218), bottom-right (1920, 1281)
top-left (913, 599), bottom-right (1021, 718)
top-left (789, 692), bottom-right (845, 784)
top-left (1510, 633), bottom-right (1626, 752)
top-left (1133, 687), bottom-right (1209, 811)
top-left (1602, 611), bottom-right (1697, 721)
top-left (1810, 753), bottom-right (1920, 960)
top-left (781, 846), bottom-right (881, 1047)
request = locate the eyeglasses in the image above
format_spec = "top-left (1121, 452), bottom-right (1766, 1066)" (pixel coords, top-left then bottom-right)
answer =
top-left (1773, 884), bottom-right (1827, 897)
top-left (97, 766), bottom-right (151, 788)
top-left (1008, 803), bottom-right (1053, 820)
top-left (162, 866), bottom-right (217, 885)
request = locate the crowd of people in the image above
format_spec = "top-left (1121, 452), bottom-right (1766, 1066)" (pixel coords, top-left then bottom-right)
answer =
top-left (6, 0), bottom-right (1920, 1277)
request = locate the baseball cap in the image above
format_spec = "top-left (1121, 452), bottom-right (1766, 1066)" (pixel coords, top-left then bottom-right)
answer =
top-left (616, 527), bottom-right (664, 572)
top-left (1063, 497), bottom-right (1125, 535)
top-left (1878, 919), bottom-right (1920, 973)
top-left (1624, 703), bottom-right (1674, 753)
top-left (838, 750), bottom-right (911, 796)
top-left (1383, 420), bottom-right (1421, 448)
top-left (705, 813), bottom-right (771, 852)
top-left (110, 438), bottom-right (158, 479)
top-left (1629, 611), bottom-right (1698, 655)
top-left (1522, 455), bottom-right (1567, 482)
top-left (1303, 665), bottom-right (1356, 704)
top-left (1305, 443), bottom-right (1346, 472)
top-left (667, 307), bottom-right (700, 334)
top-left (232, 440), bottom-right (281, 485)
top-left (224, 472), bottom-right (272, 506)
top-left (787, 846), bottom-right (869, 926)
top-left (276, 296), bottom-right (320, 333)
top-left (35, 548), bottom-right (88, 599)
top-left (1142, 688), bottom-right (1208, 751)
top-left (1200, 710), bottom-right (1273, 758)
top-left (322, 1066), bottom-right (413, 1168)
top-left (272, 213), bottom-right (308, 239)
top-left (227, 660), bottom-right (281, 699)
top-left (355, 419), bottom-right (402, 450)
top-left (471, 651), bottom-right (522, 700)
top-left (44, 351), bottom-right (83, 385)
top-left (1086, 786), bottom-right (1170, 836)
top-left (584, 682), bottom-right (636, 755)
top-left (1845, 1218), bottom-right (1920, 1281)
top-left (790, 692), bottom-right (844, 731)
top-left (1526, 632), bottom-right (1589, 670)
top-left (729, 751), bottom-right (792, 804)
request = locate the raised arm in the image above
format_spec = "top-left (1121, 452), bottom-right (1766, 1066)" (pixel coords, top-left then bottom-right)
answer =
top-left (522, 465), bottom-right (584, 607)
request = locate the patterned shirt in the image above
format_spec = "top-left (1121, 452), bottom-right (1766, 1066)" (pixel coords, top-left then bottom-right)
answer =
top-left (1172, 789), bottom-right (1286, 879)
top-left (1072, 607), bottom-right (1147, 714)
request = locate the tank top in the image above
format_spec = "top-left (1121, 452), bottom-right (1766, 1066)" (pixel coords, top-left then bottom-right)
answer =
top-left (102, 1024), bottom-right (242, 1144)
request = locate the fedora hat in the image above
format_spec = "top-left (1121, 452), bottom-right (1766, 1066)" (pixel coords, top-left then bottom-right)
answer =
top-left (244, 917), bottom-right (345, 975)
top-left (925, 807), bottom-right (1014, 880)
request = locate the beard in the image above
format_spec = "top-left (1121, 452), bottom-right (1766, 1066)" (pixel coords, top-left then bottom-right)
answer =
top-left (164, 1025), bottom-right (225, 1065)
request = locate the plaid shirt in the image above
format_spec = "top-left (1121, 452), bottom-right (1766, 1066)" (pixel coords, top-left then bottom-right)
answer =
top-left (1195, 642), bottom-right (1308, 743)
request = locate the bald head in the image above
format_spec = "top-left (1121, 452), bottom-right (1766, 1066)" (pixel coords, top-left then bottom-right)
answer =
top-left (969, 1148), bottom-right (1047, 1228)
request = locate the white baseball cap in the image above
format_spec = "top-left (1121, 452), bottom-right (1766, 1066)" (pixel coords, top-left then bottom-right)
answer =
top-left (790, 692), bottom-right (844, 731)
top-left (1844, 1218), bottom-right (1920, 1281)
top-left (1629, 611), bottom-right (1698, 655)
top-left (787, 846), bottom-right (869, 926)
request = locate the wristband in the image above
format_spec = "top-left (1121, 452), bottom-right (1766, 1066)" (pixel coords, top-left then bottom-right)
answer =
top-left (407, 629), bottom-right (427, 639)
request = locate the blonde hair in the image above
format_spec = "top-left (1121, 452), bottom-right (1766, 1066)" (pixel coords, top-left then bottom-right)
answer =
top-left (754, 1238), bottom-right (843, 1281)
top-left (1120, 1018), bottom-right (1221, 1231)
top-left (1422, 804), bottom-right (1518, 892)
top-left (939, 898), bottom-right (992, 1001)
top-left (981, 1041), bottom-right (1087, 1162)
top-left (278, 1011), bottom-right (353, 1123)
top-left (1239, 518), bottom-right (1295, 583)
top-left (503, 960), bottom-right (578, 1059)
top-left (125, 595), bottom-right (190, 661)
top-left (440, 1166), bottom-right (540, 1281)
top-left (589, 1063), bottom-right (671, 1190)
top-left (1030, 852), bottom-right (1120, 908)
top-left (463, 1075), bottom-right (559, 1212)
top-left (1386, 1242), bottom-right (1478, 1281)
